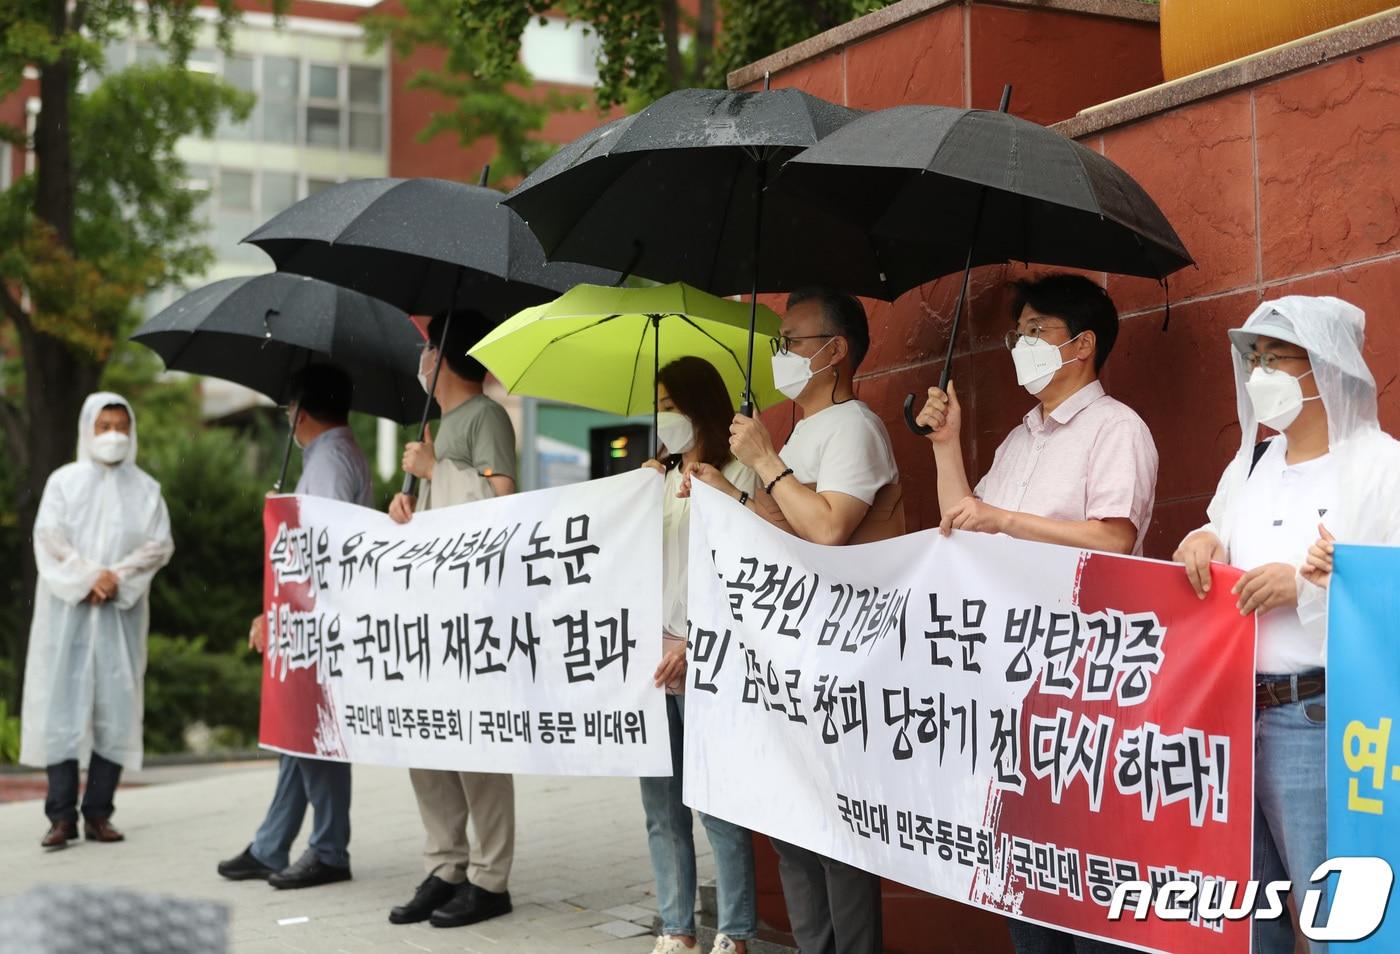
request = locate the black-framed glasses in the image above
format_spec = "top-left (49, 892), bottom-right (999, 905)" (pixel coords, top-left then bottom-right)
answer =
top-left (1003, 322), bottom-right (1069, 351)
top-left (1243, 352), bottom-right (1308, 373)
top-left (770, 333), bottom-right (835, 356)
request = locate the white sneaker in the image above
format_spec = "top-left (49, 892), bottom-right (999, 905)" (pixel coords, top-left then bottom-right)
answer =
top-left (710, 935), bottom-right (742, 954)
top-left (651, 937), bottom-right (692, 954)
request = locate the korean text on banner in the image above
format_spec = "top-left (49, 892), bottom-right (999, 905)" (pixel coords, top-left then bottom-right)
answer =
top-left (684, 480), bottom-right (1255, 954)
top-left (259, 468), bottom-right (669, 777)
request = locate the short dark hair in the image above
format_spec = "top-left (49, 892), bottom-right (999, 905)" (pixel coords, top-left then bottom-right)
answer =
top-left (427, 311), bottom-right (491, 383)
top-left (99, 402), bottom-right (130, 420)
top-left (657, 356), bottom-right (736, 470)
top-left (1010, 274), bottom-right (1119, 372)
top-left (289, 364), bottom-right (353, 423)
top-left (787, 287), bottom-right (870, 372)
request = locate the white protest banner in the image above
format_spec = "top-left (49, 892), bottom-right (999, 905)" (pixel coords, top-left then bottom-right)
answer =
top-left (259, 468), bottom-right (669, 777)
top-left (684, 481), bottom-right (1255, 954)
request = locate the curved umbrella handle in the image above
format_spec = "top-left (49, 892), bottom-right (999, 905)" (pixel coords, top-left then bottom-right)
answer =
top-left (903, 393), bottom-right (932, 436)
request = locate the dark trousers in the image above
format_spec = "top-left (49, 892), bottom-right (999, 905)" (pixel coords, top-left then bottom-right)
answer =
top-left (45, 752), bottom-right (123, 824)
top-left (771, 837), bottom-right (883, 954)
top-left (1008, 921), bottom-right (1135, 954)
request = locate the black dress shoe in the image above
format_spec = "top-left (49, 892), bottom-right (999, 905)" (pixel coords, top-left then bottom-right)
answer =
top-left (429, 883), bottom-right (512, 928)
top-left (268, 851), bottom-right (352, 890)
top-left (389, 875), bottom-right (458, 925)
top-left (217, 845), bottom-right (277, 881)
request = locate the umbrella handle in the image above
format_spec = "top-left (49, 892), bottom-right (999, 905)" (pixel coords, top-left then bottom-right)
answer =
top-left (903, 393), bottom-right (932, 437)
top-left (403, 275), bottom-right (461, 497)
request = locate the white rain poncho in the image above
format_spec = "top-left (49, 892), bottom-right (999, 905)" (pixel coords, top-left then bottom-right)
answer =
top-left (19, 393), bottom-right (174, 770)
top-left (1190, 295), bottom-right (1400, 648)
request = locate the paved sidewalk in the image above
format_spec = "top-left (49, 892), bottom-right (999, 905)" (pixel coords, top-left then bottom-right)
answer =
top-left (0, 762), bottom-right (708, 953)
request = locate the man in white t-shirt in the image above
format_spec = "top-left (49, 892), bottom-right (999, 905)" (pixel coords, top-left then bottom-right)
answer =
top-left (690, 287), bottom-right (899, 954)
top-left (1173, 296), bottom-right (1400, 954)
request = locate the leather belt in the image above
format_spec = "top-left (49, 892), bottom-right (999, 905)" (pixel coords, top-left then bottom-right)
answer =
top-left (1256, 672), bottom-right (1325, 710)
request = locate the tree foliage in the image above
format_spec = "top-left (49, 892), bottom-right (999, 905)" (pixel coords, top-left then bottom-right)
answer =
top-left (364, 0), bottom-right (584, 183)
top-left (0, 0), bottom-right (280, 702)
top-left (457, 0), bottom-right (893, 110)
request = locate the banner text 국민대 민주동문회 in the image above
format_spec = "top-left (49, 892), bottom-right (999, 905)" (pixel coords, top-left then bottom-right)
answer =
top-left (684, 480), bottom-right (1255, 954)
top-left (258, 468), bottom-right (669, 777)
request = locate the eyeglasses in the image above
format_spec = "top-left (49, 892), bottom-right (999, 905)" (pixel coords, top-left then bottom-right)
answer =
top-left (1243, 352), bottom-right (1309, 374)
top-left (1003, 322), bottom-right (1069, 351)
top-left (770, 333), bottom-right (835, 356)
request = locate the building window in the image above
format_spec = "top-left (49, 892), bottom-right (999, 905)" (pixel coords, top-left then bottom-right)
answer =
top-left (0, 143), bottom-right (11, 191)
top-left (260, 170), bottom-right (297, 217)
top-left (220, 53), bottom-right (256, 140)
top-left (262, 55), bottom-right (300, 144)
top-left (348, 65), bottom-right (384, 153)
top-left (520, 17), bottom-right (600, 87)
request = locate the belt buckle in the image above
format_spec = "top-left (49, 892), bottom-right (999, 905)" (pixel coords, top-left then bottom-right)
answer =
top-left (1256, 678), bottom-right (1280, 709)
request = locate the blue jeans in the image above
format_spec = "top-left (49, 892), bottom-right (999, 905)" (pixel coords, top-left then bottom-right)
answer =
top-left (1254, 694), bottom-right (1329, 954)
top-left (251, 754), bottom-right (352, 870)
top-left (640, 694), bottom-right (757, 940)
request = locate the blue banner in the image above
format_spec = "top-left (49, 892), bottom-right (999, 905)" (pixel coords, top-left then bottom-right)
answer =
top-left (1327, 543), bottom-right (1400, 949)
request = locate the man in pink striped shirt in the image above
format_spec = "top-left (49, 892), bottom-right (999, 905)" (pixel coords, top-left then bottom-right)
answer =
top-left (915, 273), bottom-right (1157, 953)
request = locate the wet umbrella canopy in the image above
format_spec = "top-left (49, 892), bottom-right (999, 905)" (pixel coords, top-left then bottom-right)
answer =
top-left (242, 177), bottom-right (615, 319)
top-left (500, 88), bottom-right (924, 299)
top-left (774, 105), bottom-right (1193, 280)
top-left (131, 272), bottom-right (430, 425)
top-left (774, 100), bottom-right (1193, 432)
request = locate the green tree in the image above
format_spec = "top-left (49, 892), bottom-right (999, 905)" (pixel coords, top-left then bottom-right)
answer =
top-left (458, 0), bottom-right (894, 109)
top-left (0, 0), bottom-right (280, 699)
top-left (363, 0), bottom-right (584, 184)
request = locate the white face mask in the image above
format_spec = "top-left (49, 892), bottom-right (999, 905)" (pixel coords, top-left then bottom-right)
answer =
top-left (1246, 366), bottom-right (1320, 431)
top-left (771, 337), bottom-right (836, 401)
top-left (91, 431), bottom-right (130, 464)
top-left (417, 348), bottom-right (435, 396)
top-left (1011, 333), bottom-right (1083, 396)
top-left (655, 411), bottom-right (695, 454)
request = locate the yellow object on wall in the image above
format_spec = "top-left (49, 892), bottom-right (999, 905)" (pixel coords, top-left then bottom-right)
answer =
top-left (1160, 0), bottom-right (1397, 80)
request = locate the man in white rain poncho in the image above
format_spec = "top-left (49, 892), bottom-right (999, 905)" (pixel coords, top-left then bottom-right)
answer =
top-left (22, 392), bottom-right (173, 850)
top-left (1173, 296), bottom-right (1400, 954)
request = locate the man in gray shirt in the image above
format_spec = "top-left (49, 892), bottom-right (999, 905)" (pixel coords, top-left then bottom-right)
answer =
top-left (387, 312), bottom-right (519, 930)
top-left (218, 364), bottom-right (371, 889)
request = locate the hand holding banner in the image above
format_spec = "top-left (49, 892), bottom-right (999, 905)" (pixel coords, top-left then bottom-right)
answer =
top-left (684, 480), bottom-right (1256, 953)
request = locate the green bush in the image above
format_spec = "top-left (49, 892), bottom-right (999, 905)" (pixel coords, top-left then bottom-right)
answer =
top-left (0, 697), bottom-right (20, 764)
top-left (143, 634), bottom-right (262, 755)
top-left (141, 428), bottom-right (268, 655)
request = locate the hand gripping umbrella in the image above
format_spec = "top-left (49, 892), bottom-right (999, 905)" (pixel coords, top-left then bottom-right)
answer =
top-left (131, 272), bottom-right (429, 490)
top-left (502, 84), bottom-right (935, 417)
top-left (773, 87), bottom-right (1194, 434)
top-left (243, 170), bottom-right (615, 495)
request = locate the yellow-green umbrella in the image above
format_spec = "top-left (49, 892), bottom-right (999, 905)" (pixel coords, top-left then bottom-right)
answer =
top-left (469, 282), bottom-right (784, 418)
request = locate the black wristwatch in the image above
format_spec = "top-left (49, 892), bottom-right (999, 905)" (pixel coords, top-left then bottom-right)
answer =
top-left (738, 491), bottom-right (750, 506)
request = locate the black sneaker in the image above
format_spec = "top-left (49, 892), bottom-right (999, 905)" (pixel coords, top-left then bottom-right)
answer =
top-left (389, 875), bottom-right (458, 925)
top-left (216, 845), bottom-right (277, 881)
top-left (268, 851), bottom-right (352, 890)
top-left (430, 883), bottom-right (512, 928)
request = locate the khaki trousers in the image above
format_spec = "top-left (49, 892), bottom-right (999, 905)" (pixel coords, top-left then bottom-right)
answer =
top-left (409, 768), bottom-right (515, 893)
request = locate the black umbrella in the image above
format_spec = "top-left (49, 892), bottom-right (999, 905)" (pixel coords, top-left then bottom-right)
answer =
top-left (504, 85), bottom-right (906, 413)
top-left (242, 176), bottom-right (612, 318)
top-left (243, 173), bottom-right (615, 495)
top-left (132, 272), bottom-right (429, 489)
top-left (772, 90), bottom-right (1193, 433)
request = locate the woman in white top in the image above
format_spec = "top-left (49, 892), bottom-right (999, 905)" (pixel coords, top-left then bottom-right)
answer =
top-left (641, 357), bottom-right (759, 954)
